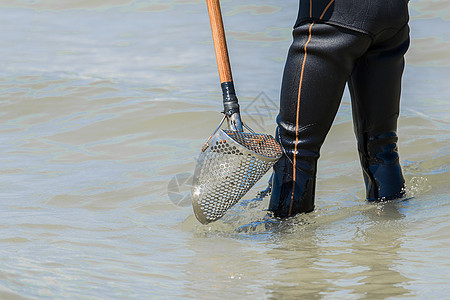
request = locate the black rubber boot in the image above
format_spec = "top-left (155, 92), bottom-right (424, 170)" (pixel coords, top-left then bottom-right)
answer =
top-left (269, 156), bottom-right (316, 218)
top-left (357, 131), bottom-right (406, 201)
top-left (268, 122), bottom-right (318, 218)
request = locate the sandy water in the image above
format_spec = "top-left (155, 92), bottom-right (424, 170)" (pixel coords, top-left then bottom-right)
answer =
top-left (0, 0), bottom-right (449, 299)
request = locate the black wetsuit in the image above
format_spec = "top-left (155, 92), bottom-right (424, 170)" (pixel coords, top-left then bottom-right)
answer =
top-left (269, 0), bottom-right (410, 218)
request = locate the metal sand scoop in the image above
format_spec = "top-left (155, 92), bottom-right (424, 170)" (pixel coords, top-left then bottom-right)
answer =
top-left (191, 0), bottom-right (282, 224)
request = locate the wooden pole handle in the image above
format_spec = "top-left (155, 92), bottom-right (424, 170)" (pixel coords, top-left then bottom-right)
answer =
top-left (206, 0), bottom-right (233, 83)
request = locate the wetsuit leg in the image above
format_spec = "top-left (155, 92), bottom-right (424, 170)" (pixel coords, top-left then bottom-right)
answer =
top-left (348, 24), bottom-right (410, 201)
top-left (269, 23), bottom-right (371, 218)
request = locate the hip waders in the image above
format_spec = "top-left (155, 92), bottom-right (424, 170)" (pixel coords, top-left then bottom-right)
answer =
top-left (269, 1), bottom-right (410, 218)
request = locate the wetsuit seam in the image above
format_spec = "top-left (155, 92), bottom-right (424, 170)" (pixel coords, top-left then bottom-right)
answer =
top-left (294, 19), bottom-right (375, 41)
top-left (290, 21), bottom-right (314, 216)
top-left (373, 22), bottom-right (410, 43)
top-left (309, 0), bottom-right (312, 18)
top-left (289, 0), bottom-right (335, 216)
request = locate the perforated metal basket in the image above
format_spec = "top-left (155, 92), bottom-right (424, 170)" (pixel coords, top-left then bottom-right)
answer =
top-left (192, 123), bottom-right (282, 224)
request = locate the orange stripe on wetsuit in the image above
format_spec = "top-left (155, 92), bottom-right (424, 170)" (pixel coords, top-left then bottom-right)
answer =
top-left (289, 0), bottom-right (335, 216)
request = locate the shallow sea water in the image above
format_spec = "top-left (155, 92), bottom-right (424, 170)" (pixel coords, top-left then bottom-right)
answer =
top-left (0, 0), bottom-right (449, 299)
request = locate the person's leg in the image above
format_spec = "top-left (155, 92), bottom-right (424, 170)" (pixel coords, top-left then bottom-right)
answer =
top-left (269, 23), bottom-right (371, 218)
top-left (348, 24), bottom-right (410, 201)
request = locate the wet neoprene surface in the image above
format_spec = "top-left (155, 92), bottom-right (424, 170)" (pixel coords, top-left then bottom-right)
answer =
top-left (269, 0), bottom-right (410, 217)
top-left (296, 0), bottom-right (410, 37)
